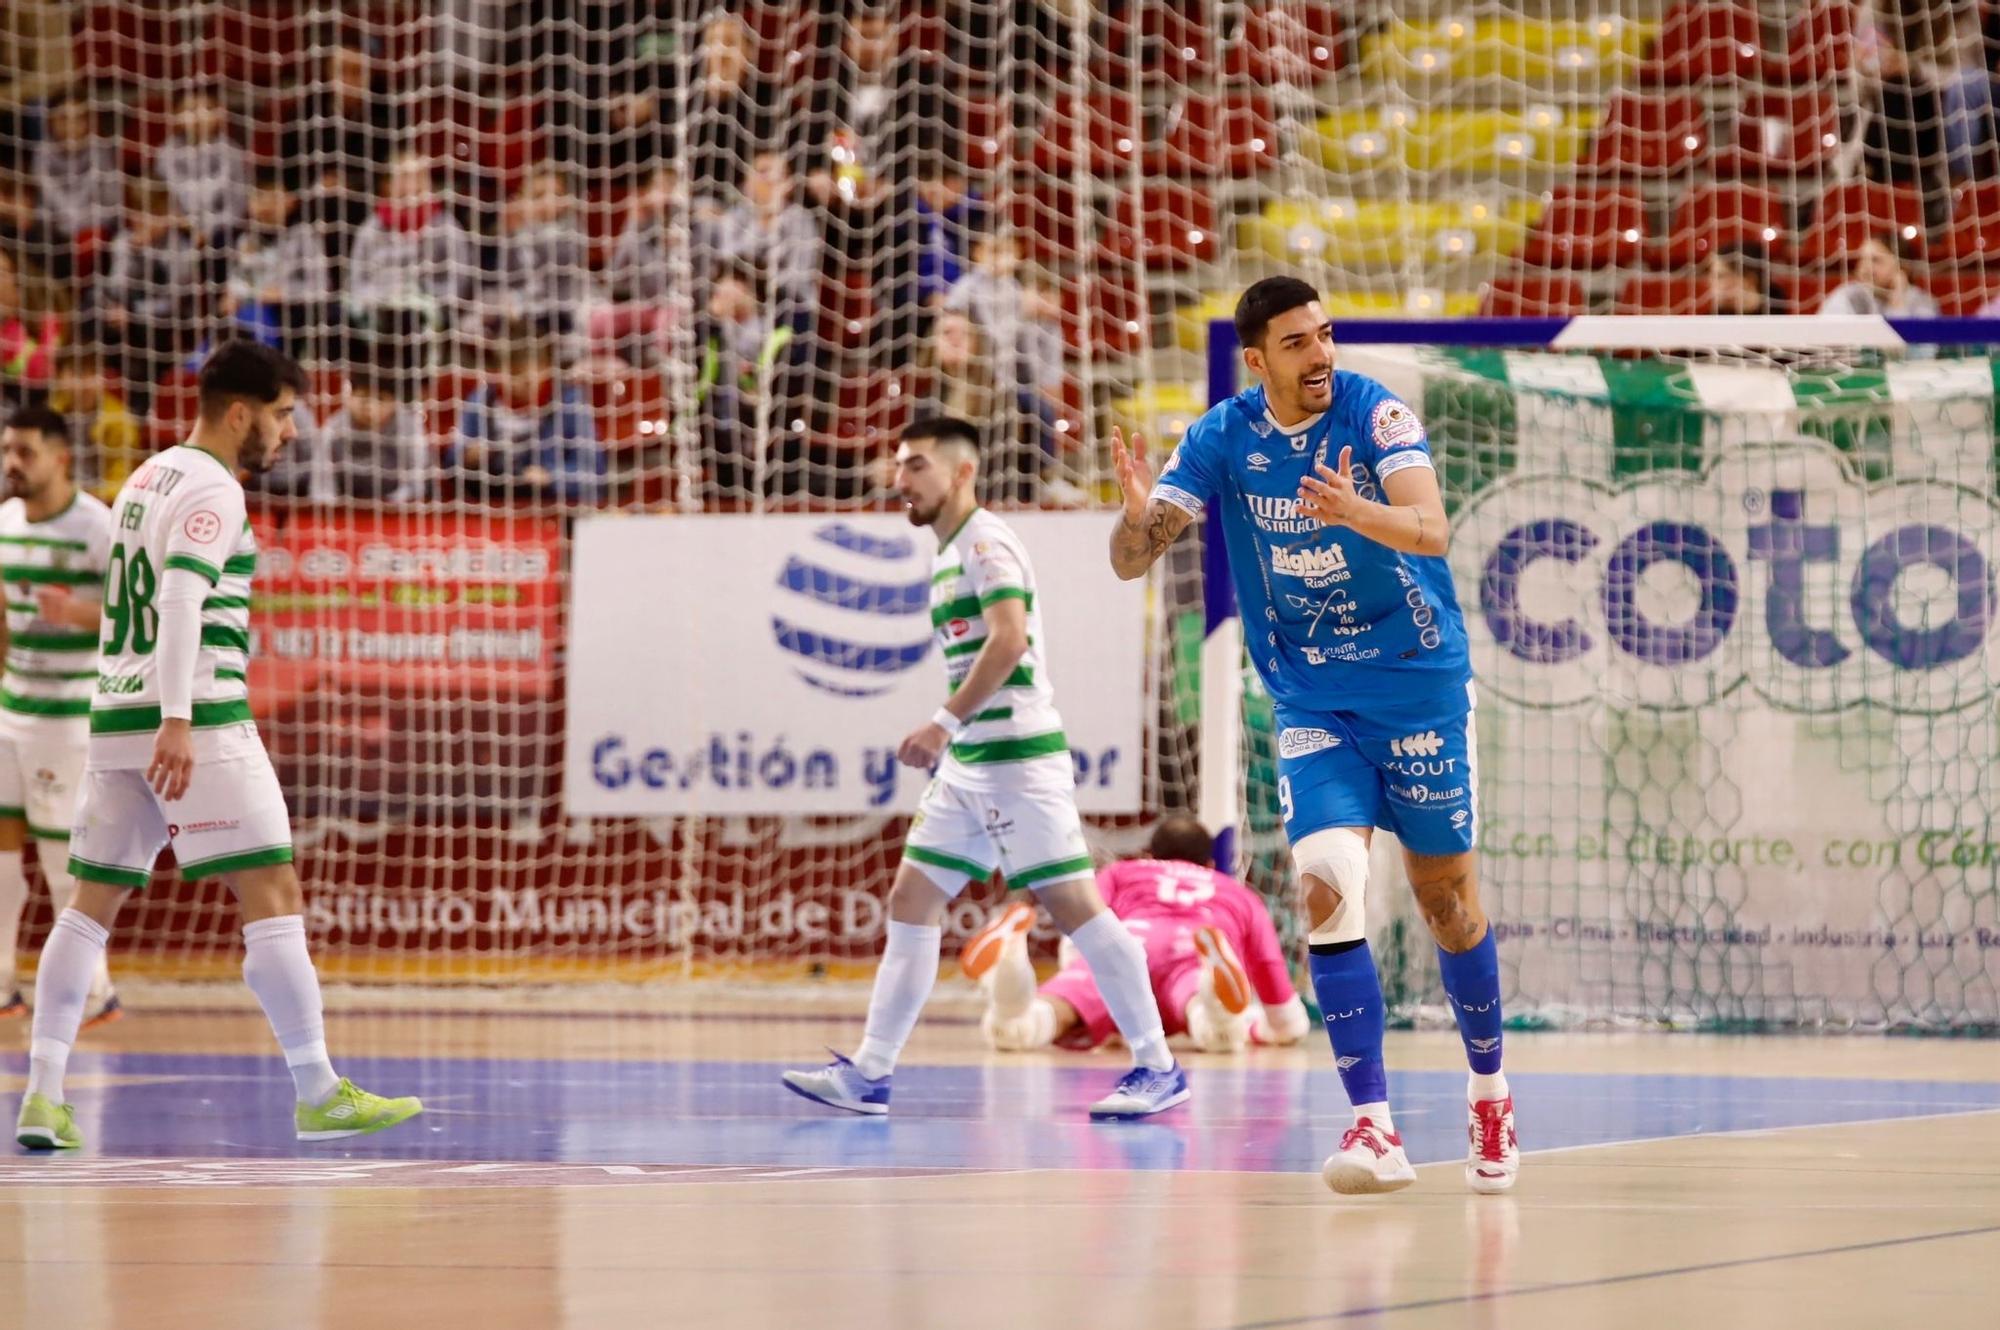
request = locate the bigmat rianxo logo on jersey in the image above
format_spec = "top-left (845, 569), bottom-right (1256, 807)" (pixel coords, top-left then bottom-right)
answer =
top-left (769, 522), bottom-right (934, 698)
top-left (1449, 442), bottom-right (2000, 713)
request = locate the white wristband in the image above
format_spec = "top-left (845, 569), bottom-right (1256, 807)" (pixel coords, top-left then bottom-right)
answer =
top-left (931, 707), bottom-right (965, 737)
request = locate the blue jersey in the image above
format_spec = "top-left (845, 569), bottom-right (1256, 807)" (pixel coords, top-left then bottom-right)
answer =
top-left (1153, 373), bottom-right (1472, 712)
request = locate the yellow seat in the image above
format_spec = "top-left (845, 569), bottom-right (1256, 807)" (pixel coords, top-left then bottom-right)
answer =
top-left (1358, 15), bottom-right (1656, 83)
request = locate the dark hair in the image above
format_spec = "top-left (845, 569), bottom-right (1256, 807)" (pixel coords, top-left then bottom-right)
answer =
top-left (197, 340), bottom-right (308, 419)
top-left (712, 257), bottom-right (766, 303)
top-left (1234, 276), bottom-right (1322, 349)
top-left (1146, 813), bottom-right (1215, 868)
top-left (901, 415), bottom-right (982, 453)
top-left (251, 166), bottom-right (288, 192)
top-left (4, 404), bottom-right (70, 446)
top-left (1714, 241), bottom-right (1770, 292)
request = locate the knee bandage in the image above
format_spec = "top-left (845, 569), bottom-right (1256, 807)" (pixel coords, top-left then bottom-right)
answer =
top-left (1295, 827), bottom-right (1370, 945)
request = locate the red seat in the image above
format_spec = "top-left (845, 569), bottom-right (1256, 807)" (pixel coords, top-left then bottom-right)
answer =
top-left (816, 272), bottom-right (880, 351)
top-left (480, 99), bottom-right (547, 192)
top-left (1520, 186), bottom-right (1646, 270)
top-left (1942, 182), bottom-right (2000, 264)
top-left (1480, 270), bottom-right (1590, 317)
top-left (822, 371), bottom-right (913, 451)
top-left (146, 371), bottom-right (203, 451)
top-left (1765, 0), bottom-right (1856, 85)
top-left (958, 98), bottom-right (1004, 176)
top-left (1642, 0), bottom-right (1763, 86)
top-left (1713, 91), bottom-right (1841, 180)
top-left (1010, 177), bottom-right (1079, 268)
top-left (1660, 183), bottom-right (1788, 266)
top-left (201, 2), bottom-right (301, 90)
top-left (74, 2), bottom-right (187, 86)
top-left (1058, 269), bottom-right (1146, 362)
top-left (1151, 94), bottom-right (1279, 179)
top-left (1031, 95), bottom-right (1140, 178)
top-left (1094, 6), bottom-right (1215, 85)
top-left (1927, 266), bottom-right (2000, 317)
top-left (591, 371), bottom-right (669, 452)
top-left (1109, 185), bottom-right (1220, 272)
top-left (1584, 92), bottom-right (1711, 177)
top-left (1224, 3), bottom-right (1342, 83)
top-left (1615, 271), bottom-right (1714, 315)
top-left (1798, 180), bottom-right (1928, 262)
top-left (116, 96), bottom-right (175, 172)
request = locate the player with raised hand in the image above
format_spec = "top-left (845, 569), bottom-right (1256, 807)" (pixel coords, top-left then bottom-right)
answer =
top-left (1107, 277), bottom-right (1517, 1195)
top-left (15, 341), bottom-right (422, 1151)
top-left (965, 813), bottom-right (1312, 1056)
top-left (0, 407), bottom-right (120, 1029)
top-left (783, 416), bottom-right (1188, 1121)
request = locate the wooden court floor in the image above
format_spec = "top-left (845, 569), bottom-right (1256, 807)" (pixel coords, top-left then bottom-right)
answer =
top-left (3, 993), bottom-right (1997, 1330)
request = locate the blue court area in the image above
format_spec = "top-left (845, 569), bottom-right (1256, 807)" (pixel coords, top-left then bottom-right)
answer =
top-left (9, 1044), bottom-right (2000, 1174)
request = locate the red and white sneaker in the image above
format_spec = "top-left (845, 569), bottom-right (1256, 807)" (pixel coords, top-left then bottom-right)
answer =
top-left (1321, 1118), bottom-right (1417, 1195)
top-left (1467, 1095), bottom-right (1519, 1194)
top-left (960, 902), bottom-right (1035, 984)
top-left (1192, 926), bottom-right (1252, 1016)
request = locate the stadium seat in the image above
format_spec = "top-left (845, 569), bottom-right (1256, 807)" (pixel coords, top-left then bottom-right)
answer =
top-left (1223, 3), bottom-right (1343, 83)
top-left (146, 371), bottom-right (203, 452)
top-left (1615, 270), bottom-right (1714, 315)
top-left (592, 371), bottom-right (670, 452)
top-left (1659, 183), bottom-right (1788, 266)
top-left (1030, 94), bottom-right (1139, 178)
top-left (1797, 180), bottom-right (1928, 262)
top-left (201, 2), bottom-right (302, 90)
top-left (1110, 185), bottom-right (1219, 272)
top-left (74, 1), bottom-right (187, 87)
top-left (1640, 0), bottom-right (1762, 86)
top-left (1057, 268), bottom-right (1145, 362)
top-left (1712, 91), bottom-right (1842, 180)
top-left (116, 95), bottom-right (176, 172)
top-left (1928, 265), bottom-right (2000, 316)
top-left (1010, 176), bottom-right (1079, 268)
top-left (1582, 91), bottom-right (1710, 176)
top-left (1520, 186), bottom-right (1646, 269)
top-left (1942, 182), bottom-right (2000, 265)
top-left (1096, 5), bottom-right (1215, 84)
top-left (1479, 270), bottom-right (1590, 317)
top-left (1765, 0), bottom-right (1857, 85)
top-left (815, 272), bottom-right (880, 352)
top-left (958, 98), bottom-right (1004, 176)
top-left (1151, 95), bottom-right (1278, 180)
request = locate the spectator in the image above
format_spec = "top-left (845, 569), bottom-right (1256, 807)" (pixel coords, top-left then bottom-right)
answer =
top-left (346, 151), bottom-right (478, 370)
top-left (47, 342), bottom-right (141, 500)
top-left (0, 246), bottom-right (61, 393)
top-left (154, 88), bottom-right (248, 241)
top-left (587, 72), bottom-right (671, 198)
top-left (914, 158), bottom-right (985, 308)
top-left (942, 231), bottom-right (1066, 402)
top-left (224, 171), bottom-right (333, 357)
top-left (0, 172), bottom-right (68, 286)
top-left (1859, 1), bottom-right (1952, 228)
top-left (695, 259), bottom-right (808, 501)
top-left (92, 178), bottom-right (205, 414)
top-left (259, 360), bottom-right (432, 505)
top-left (34, 91), bottom-right (123, 244)
top-left (919, 308), bottom-right (1050, 506)
top-left (494, 163), bottom-right (597, 341)
top-left (1819, 235), bottom-right (1940, 316)
top-left (606, 163), bottom-right (693, 307)
top-left (1705, 243), bottom-right (1772, 315)
top-left (684, 13), bottom-right (776, 216)
top-left (282, 40), bottom-right (403, 190)
top-left (717, 150), bottom-right (821, 326)
top-left (448, 328), bottom-right (603, 506)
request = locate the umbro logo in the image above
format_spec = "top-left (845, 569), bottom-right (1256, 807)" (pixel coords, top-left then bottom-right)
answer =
top-left (324, 1104), bottom-right (358, 1120)
top-left (1335, 1055), bottom-right (1361, 1070)
top-left (1470, 1037), bottom-right (1500, 1053)
top-left (1390, 731), bottom-right (1443, 758)
top-left (1247, 452), bottom-right (1271, 471)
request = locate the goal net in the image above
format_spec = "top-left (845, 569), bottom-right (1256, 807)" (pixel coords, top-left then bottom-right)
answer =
top-left (0, 3), bottom-right (1993, 1028)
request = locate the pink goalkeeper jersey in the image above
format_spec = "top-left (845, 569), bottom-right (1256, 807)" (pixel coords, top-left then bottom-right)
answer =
top-left (1095, 859), bottom-right (1297, 1005)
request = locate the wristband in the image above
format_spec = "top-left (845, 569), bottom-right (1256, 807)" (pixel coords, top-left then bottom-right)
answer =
top-left (931, 707), bottom-right (965, 737)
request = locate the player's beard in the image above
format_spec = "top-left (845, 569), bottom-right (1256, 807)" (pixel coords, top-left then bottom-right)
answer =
top-left (239, 419), bottom-right (279, 476)
top-left (1, 470), bottom-right (29, 501)
top-left (902, 493), bottom-right (943, 527)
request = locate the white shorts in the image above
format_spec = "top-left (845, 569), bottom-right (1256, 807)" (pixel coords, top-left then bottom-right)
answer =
top-left (0, 718), bottom-right (89, 842)
top-left (68, 747), bottom-right (294, 888)
top-left (902, 775), bottom-right (1094, 898)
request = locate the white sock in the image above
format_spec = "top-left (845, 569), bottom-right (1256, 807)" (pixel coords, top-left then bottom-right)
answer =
top-left (1066, 911), bottom-right (1172, 1072)
top-left (241, 915), bottom-right (340, 1105)
top-left (0, 852), bottom-right (25, 993)
top-left (853, 920), bottom-right (941, 1079)
top-left (25, 909), bottom-right (109, 1102)
top-left (988, 937), bottom-right (1038, 1019)
top-left (37, 841), bottom-right (111, 1001)
top-left (1354, 1101), bottom-right (1395, 1134)
top-left (1470, 1069), bottom-right (1509, 1102)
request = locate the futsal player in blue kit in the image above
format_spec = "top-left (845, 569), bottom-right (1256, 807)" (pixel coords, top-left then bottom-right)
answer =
top-left (1107, 277), bottom-right (1517, 1195)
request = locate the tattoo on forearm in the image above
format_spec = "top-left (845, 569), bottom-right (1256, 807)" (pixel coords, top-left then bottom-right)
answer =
top-left (1112, 504), bottom-right (1188, 573)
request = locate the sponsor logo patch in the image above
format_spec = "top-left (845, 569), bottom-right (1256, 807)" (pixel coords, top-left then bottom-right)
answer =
top-left (1390, 731), bottom-right (1443, 758)
top-left (1278, 727), bottom-right (1342, 759)
top-left (1371, 399), bottom-right (1425, 450)
top-left (183, 510), bottom-right (223, 544)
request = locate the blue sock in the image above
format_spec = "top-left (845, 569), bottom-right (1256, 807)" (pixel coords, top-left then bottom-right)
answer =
top-left (1308, 940), bottom-right (1387, 1109)
top-left (1436, 926), bottom-right (1504, 1075)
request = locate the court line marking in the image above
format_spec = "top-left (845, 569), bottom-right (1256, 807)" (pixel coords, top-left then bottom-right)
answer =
top-left (1514, 1103), bottom-right (2000, 1162)
top-left (1219, 1221), bottom-right (2000, 1328)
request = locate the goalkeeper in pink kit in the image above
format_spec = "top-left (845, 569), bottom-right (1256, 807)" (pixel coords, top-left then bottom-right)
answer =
top-left (964, 815), bottom-right (1311, 1054)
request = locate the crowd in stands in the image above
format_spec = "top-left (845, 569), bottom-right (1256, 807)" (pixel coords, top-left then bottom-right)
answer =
top-left (0, 6), bottom-right (1074, 511)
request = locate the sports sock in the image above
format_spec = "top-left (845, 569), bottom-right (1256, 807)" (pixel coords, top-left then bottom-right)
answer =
top-left (25, 909), bottom-right (109, 1102)
top-left (1066, 910), bottom-right (1172, 1072)
top-left (853, 920), bottom-right (941, 1079)
top-left (1436, 926), bottom-right (1505, 1078)
top-left (36, 841), bottom-right (111, 1000)
top-left (0, 852), bottom-right (25, 993)
top-left (242, 915), bottom-right (340, 1105)
top-left (1309, 939), bottom-right (1389, 1111)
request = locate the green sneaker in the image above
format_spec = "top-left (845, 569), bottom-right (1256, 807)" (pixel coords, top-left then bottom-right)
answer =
top-left (295, 1078), bottom-right (424, 1142)
top-left (17, 1094), bottom-right (82, 1150)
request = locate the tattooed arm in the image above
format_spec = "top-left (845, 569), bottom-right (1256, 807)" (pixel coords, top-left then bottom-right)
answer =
top-left (1110, 498), bottom-right (1194, 581)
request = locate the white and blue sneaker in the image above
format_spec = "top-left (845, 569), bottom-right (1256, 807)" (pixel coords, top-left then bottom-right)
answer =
top-left (781, 1051), bottom-right (891, 1116)
top-left (1087, 1062), bottom-right (1190, 1121)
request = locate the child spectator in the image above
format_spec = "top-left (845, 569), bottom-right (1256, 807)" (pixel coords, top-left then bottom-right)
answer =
top-left (494, 163), bottom-right (597, 339)
top-left (1705, 243), bottom-right (1773, 315)
top-left (1818, 235), bottom-right (1941, 316)
top-left (257, 360), bottom-right (432, 505)
top-left (919, 308), bottom-right (1051, 506)
top-left (34, 91), bottom-right (123, 244)
top-left (717, 149), bottom-right (821, 327)
top-left (47, 343), bottom-right (141, 500)
top-left (225, 171), bottom-right (333, 357)
top-left (154, 88), bottom-right (248, 241)
top-left (695, 259), bottom-right (809, 501)
top-left (942, 231), bottom-right (1066, 405)
top-left (93, 178), bottom-right (205, 414)
top-left (346, 151), bottom-right (478, 333)
top-left (448, 328), bottom-right (602, 506)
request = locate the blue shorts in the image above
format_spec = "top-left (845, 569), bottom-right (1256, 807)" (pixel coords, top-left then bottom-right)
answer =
top-left (1272, 682), bottom-right (1478, 857)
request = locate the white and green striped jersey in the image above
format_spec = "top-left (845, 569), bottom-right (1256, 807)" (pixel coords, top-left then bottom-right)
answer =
top-left (88, 444), bottom-right (260, 768)
top-left (931, 508), bottom-right (1071, 792)
top-left (0, 492), bottom-right (112, 725)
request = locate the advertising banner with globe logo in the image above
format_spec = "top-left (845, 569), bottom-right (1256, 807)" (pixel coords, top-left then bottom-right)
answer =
top-left (565, 513), bottom-right (1144, 814)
